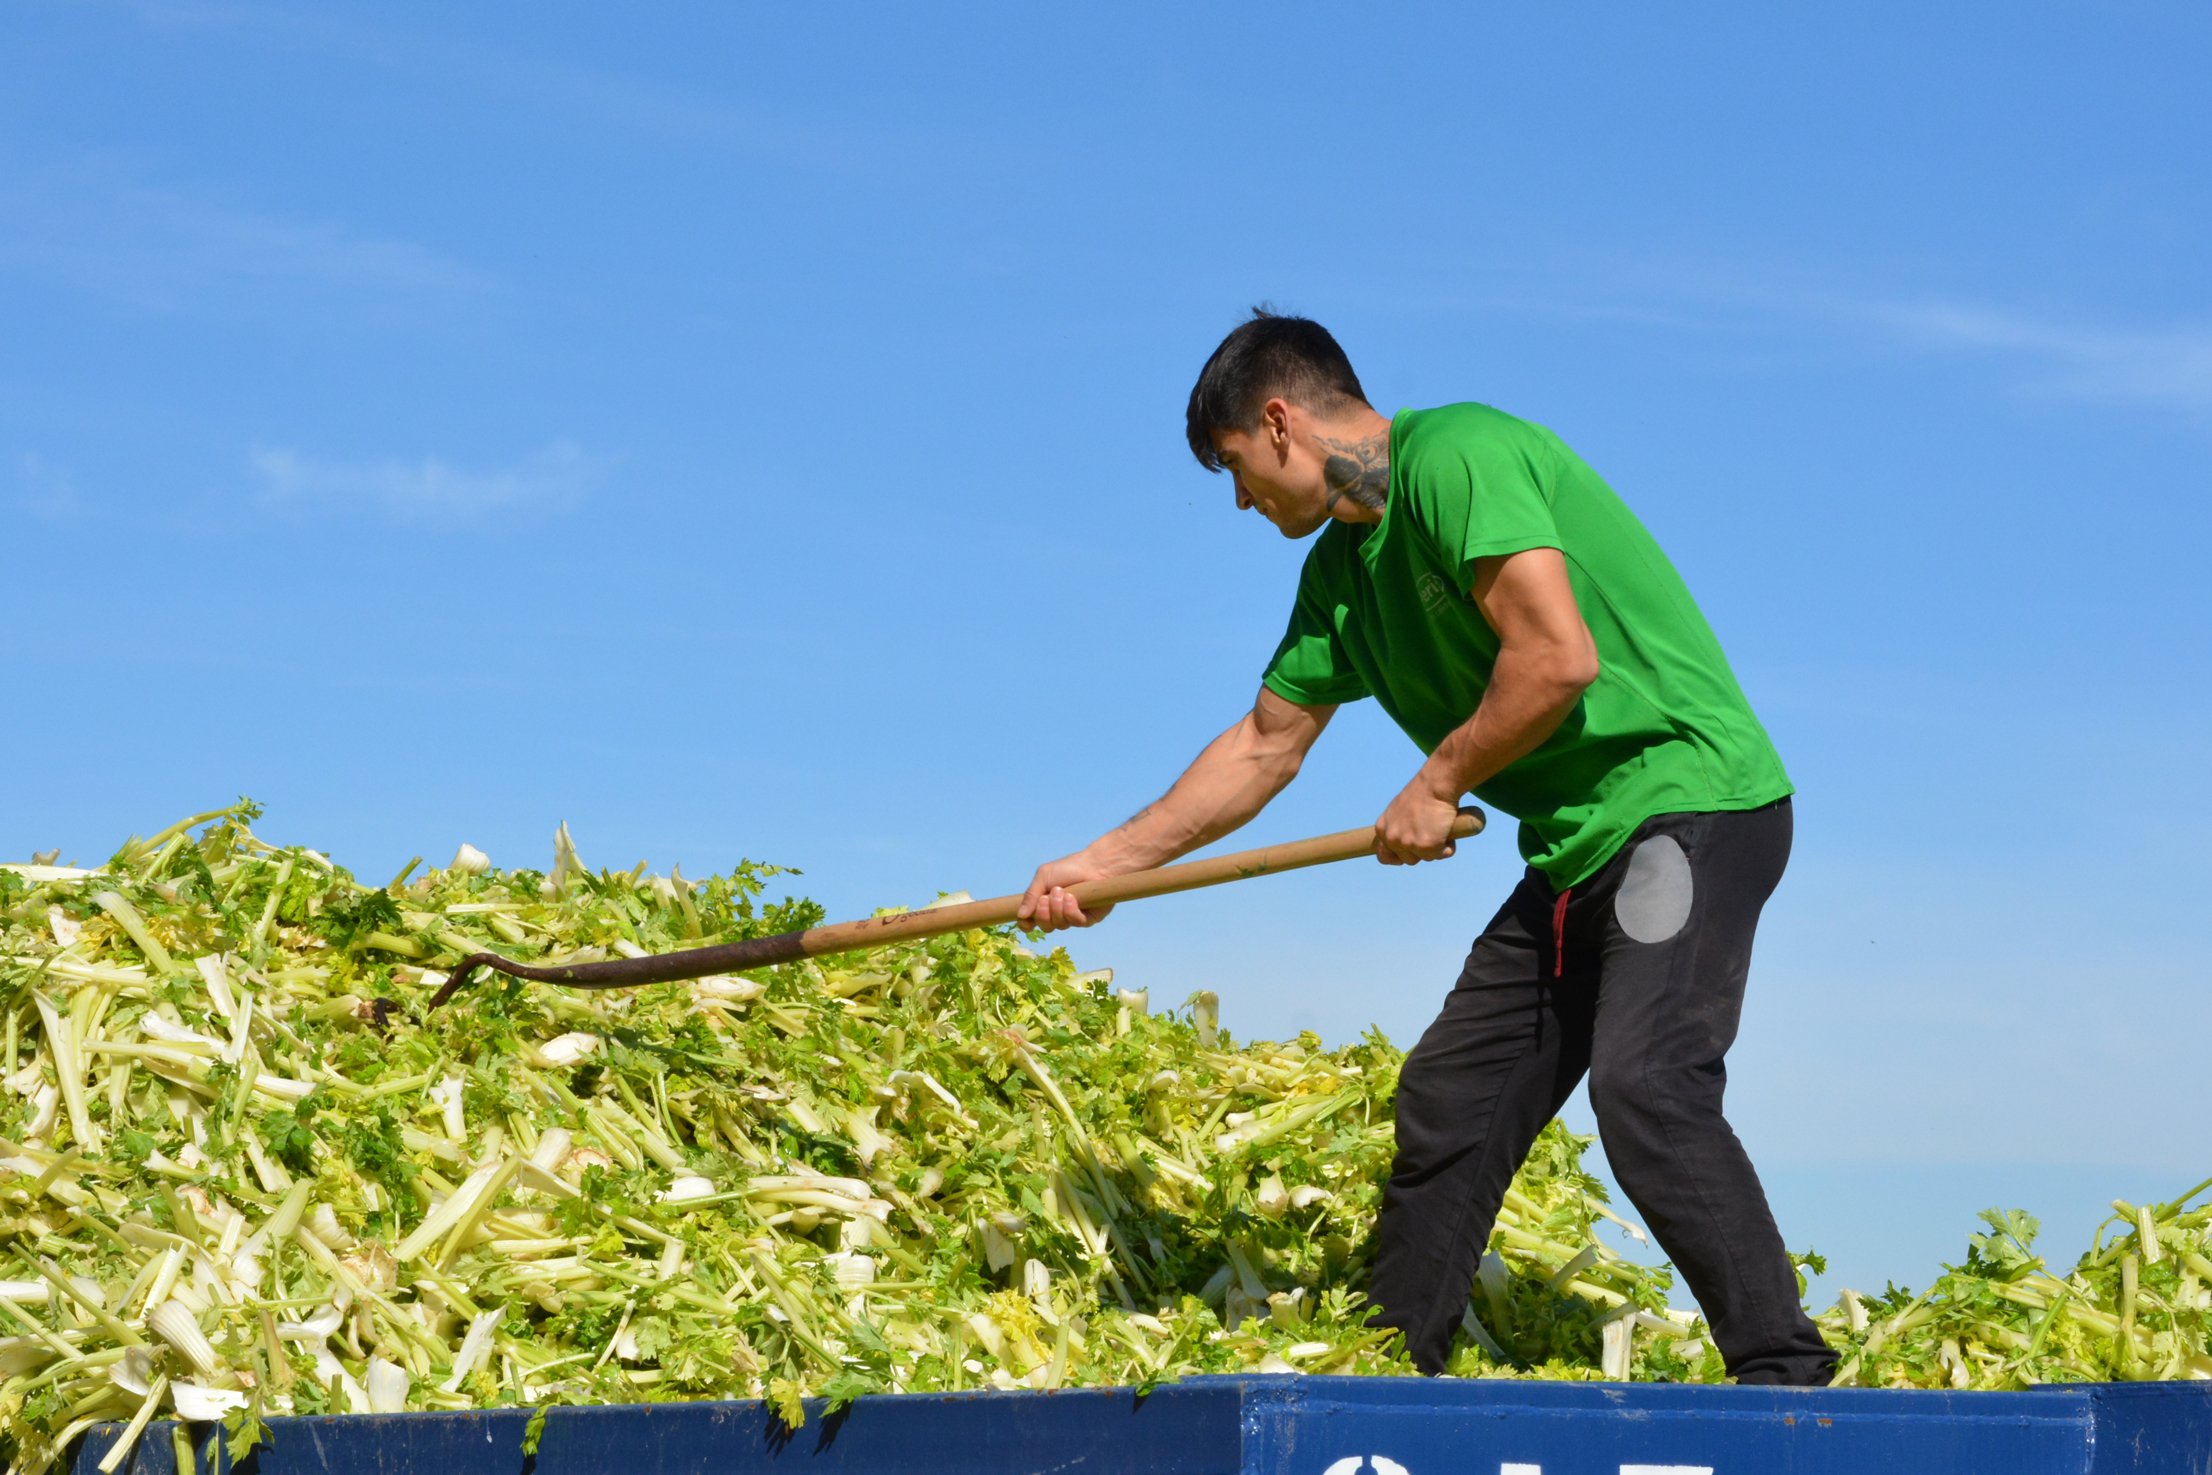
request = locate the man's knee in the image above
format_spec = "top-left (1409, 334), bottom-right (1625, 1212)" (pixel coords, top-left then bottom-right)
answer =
top-left (1588, 1053), bottom-right (1727, 1138)
top-left (1388, 1047), bottom-right (1460, 1163)
top-left (1585, 1055), bottom-right (1636, 1138)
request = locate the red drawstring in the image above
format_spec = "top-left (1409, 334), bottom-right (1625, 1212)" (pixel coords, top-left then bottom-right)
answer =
top-left (1551, 887), bottom-right (1573, 979)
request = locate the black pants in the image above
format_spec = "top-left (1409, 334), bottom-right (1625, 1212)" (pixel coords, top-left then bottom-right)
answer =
top-left (1366, 800), bottom-right (1836, 1385)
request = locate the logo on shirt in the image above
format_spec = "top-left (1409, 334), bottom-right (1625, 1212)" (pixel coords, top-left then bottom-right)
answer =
top-left (1416, 572), bottom-right (1452, 614)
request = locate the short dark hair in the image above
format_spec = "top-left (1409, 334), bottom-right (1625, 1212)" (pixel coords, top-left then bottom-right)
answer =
top-left (1184, 307), bottom-right (1370, 471)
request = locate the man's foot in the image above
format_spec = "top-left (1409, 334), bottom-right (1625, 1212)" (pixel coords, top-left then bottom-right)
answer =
top-left (1732, 1357), bottom-right (1840, 1388)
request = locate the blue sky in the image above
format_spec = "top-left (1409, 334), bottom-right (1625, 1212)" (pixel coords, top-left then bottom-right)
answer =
top-left (6, 2), bottom-right (2208, 1311)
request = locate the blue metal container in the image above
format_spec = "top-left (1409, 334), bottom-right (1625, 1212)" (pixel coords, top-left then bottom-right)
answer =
top-left (75, 1375), bottom-right (2212, 1475)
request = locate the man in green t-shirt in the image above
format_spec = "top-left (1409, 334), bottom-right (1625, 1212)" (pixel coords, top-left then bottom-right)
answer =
top-left (1018, 308), bottom-right (1836, 1387)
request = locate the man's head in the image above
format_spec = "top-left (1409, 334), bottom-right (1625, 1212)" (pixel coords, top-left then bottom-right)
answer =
top-left (1185, 307), bottom-right (1385, 538)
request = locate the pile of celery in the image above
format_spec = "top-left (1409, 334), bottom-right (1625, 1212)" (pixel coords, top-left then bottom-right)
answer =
top-left (1, 806), bottom-right (2205, 1474)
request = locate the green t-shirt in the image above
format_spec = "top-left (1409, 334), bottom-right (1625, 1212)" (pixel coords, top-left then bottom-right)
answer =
top-left (1262, 402), bottom-right (1791, 887)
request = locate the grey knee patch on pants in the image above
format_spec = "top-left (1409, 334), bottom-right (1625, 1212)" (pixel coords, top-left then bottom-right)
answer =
top-left (1615, 835), bottom-right (1693, 943)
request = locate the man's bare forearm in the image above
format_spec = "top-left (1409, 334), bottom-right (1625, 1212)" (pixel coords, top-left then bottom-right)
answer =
top-left (1415, 644), bottom-right (1592, 801)
top-left (1403, 548), bottom-right (1601, 806)
top-left (1085, 712), bottom-right (1308, 872)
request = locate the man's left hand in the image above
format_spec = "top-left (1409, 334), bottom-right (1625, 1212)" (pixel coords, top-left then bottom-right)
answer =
top-left (1375, 779), bottom-right (1462, 865)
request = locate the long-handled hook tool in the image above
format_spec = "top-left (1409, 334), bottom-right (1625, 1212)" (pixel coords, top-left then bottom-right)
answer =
top-left (426, 807), bottom-right (1483, 1008)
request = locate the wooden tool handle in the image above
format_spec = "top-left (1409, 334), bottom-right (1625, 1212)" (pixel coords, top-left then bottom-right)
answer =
top-left (426, 807), bottom-right (1483, 1006)
top-left (800, 807), bottom-right (1487, 954)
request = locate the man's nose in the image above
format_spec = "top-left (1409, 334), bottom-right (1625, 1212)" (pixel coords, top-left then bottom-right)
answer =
top-left (1234, 479), bottom-right (1254, 510)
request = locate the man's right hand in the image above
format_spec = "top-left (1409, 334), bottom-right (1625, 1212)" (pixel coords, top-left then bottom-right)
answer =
top-left (1017, 854), bottom-right (1118, 933)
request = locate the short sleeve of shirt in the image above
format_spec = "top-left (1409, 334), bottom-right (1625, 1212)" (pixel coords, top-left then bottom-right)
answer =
top-left (1260, 545), bottom-right (1370, 707)
top-left (1411, 432), bottom-right (1564, 593)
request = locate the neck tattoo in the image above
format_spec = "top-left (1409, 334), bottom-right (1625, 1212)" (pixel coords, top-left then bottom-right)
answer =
top-left (1316, 431), bottom-right (1389, 516)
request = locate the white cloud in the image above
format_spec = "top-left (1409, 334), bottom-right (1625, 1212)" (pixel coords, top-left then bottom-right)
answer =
top-left (100, 2), bottom-right (892, 175)
top-left (1603, 269), bottom-right (2212, 418)
top-left (1482, 265), bottom-right (2212, 420)
top-left (250, 441), bottom-right (589, 521)
top-left (0, 159), bottom-right (480, 308)
top-left (1854, 299), bottom-right (2212, 413)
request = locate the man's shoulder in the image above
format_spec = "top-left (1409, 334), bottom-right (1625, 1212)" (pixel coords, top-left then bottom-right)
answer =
top-left (1395, 402), bottom-right (1567, 486)
top-left (1397, 400), bottom-right (1554, 450)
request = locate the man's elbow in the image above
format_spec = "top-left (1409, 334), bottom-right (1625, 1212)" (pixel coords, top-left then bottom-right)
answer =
top-left (1542, 642), bottom-right (1600, 702)
top-left (1562, 645), bottom-right (1600, 693)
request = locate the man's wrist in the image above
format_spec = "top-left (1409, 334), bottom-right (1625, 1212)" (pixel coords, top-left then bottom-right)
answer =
top-left (1415, 758), bottom-right (1471, 804)
top-left (1085, 832), bottom-right (1150, 875)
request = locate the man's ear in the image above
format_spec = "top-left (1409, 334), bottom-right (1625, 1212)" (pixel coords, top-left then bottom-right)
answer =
top-left (1260, 397), bottom-right (1293, 459)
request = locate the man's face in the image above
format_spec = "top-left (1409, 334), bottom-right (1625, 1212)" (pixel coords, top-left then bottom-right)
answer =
top-left (1212, 409), bottom-right (1329, 539)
